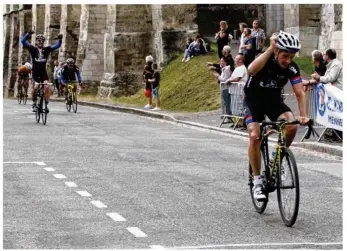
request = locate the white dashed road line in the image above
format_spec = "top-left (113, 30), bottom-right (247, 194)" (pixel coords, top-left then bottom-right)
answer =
top-left (53, 174), bottom-right (67, 179)
top-left (127, 227), bottom-right (148, 238)
top-left (36, 162), bottom-right (46, 166)
top-left (150, 245), bottom-right (165, 249)
top-left (44, 167), bottom-right (55, 172)
top-left (3, 161), bottom-right (46, 165)
top-left (76, 191), bottom-right (92, 197)
top-left (65, 182), bottom-right (78, 187)
top-left (91, 200), bottom-right (107, 208)
top-left (106, 212), bottom-right (127, 222)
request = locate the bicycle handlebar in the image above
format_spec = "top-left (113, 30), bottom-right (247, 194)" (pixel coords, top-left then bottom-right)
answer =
top-left (261, 119), bottom-right (316, 140)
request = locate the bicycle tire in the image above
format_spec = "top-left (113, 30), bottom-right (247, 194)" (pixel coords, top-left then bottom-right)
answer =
top-left (42, 101), bottom-right (47, 125)
top-left (22, 85), bottom-right (27, 105)
top-left (249, 162), bottom-right (268, 214)
top-left (35, 96), bottom-right (41, 123)
top-left (66, 93), bottom-right (72, 112)
top-left (72, 91), bottom-right (77, 113)
top-left (276, 148), bottom-right (300, 227)
top-left (18, 83), bottom-right (22, 104)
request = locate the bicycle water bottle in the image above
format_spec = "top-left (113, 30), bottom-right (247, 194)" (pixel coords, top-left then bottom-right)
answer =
top-left (269, 151), bottom-right (275, 168)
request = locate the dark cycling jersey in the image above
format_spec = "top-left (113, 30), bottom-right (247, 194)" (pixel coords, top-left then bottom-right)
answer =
top-left (60, 64), bottom-right (82, 84)
top-left (20, 33), bottom-right (62, 82)
top-left (244, 55), bottom-right (302, 97)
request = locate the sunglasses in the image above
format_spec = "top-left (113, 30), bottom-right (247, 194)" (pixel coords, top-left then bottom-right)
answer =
top-left (36, 40), bottom-right (44, 43)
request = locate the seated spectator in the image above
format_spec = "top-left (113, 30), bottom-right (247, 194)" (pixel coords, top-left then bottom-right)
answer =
top-left (214, 57), bottom-right (232, 83)
top-left (215, 21), bottom-right (231, 59)
top-left (186, 37), bottom-right (194, 49)
top-left (238, 22), bottom-right (248, 55)
top-left (182, 35), bottom-right (202, 62)
top-left (207, 45), bottom-right (235, 74)
top-left (241, 28), bottom-right (256, 67)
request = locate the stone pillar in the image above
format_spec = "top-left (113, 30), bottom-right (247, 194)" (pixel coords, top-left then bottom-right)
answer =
top-left (18, 9), bottom-right (32, 66)
top-left (3, 6), bottom-right (11, 93)
top-left (318, 4), bottom-right (335, 52)
top-left (59, 4), bottom-right (81, 62)
top-left (331, 4), bottom-right (343, 61)
top-left (265, 4), bottom-right (284, 37)
top-left (44, 4), bottom-right (62, 80)
top-left (298, 4), bottom-right (321, 57)
top-left (284, 4), bottom-right (300, 38)
top-left (6, 5), bottom-right (20, 97)
top-left (31, 4), bottom-right (45, 44)
top-left (151, 5), bottom-right (164, 67)
top-left (77, 4), bottom-right (107, 93)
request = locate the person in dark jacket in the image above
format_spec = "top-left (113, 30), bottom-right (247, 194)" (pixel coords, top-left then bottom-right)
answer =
top-left (207, 45), bottom-right (235, 74)
top-left (215, 21), bottom-right (231, 59)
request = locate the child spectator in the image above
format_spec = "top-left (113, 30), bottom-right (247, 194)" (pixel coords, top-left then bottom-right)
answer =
top-left (148, 63), bottom-right (161, 110)
top-left (143, 65), bottom-right (153, 109)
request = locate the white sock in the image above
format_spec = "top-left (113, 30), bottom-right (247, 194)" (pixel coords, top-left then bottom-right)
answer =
top-left (254, 175), bottom-right (263, 186)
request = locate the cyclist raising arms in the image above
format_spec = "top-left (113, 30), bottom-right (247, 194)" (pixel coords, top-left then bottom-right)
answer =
top-left (21, 30), bottom-right (63, 112)
top-left (16, 62), bottom-right (32, 98)
top-left (244, 31), bottom-right (310, 201)
top-left (60, 58), bottom-right (82, 103)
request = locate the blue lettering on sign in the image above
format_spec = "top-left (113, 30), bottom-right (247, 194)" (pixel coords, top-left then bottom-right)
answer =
top-left (328, 115), bottom-right (343, 127)
top-left (327, 96), bottom-right (343, 113)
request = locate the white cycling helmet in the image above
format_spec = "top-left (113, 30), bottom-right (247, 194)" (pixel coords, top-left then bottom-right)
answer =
top-left (276, 30), bottom-right (301, 53)
top-left (145, 55), bottom-right (154, 63)
top-left (24, 62), bottom-right (32, 70)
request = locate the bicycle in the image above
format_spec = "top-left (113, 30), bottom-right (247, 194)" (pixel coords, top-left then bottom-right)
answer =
top-left (65, 82), bottom-right (79, 113)
top-left (17, 78), bottom-right (28, 105)
top-left (248, 118), bottom-right (315, 227)
top-left (35, 82), bottom-right (52, 125)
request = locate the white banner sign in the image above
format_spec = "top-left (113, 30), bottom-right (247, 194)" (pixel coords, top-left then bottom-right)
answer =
top-left (315, 83), bottom-right (343, 131)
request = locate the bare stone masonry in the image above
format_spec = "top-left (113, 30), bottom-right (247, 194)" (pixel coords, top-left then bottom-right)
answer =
top-left (2, 4), bottom-right (344, 98)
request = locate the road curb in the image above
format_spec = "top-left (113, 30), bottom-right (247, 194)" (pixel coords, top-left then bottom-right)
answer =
top-left (51, 99), bottom-right (343, 157)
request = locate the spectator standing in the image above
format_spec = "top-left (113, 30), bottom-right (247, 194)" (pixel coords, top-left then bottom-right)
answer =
top-left (302, 50), bottom-right (327, 88)
top-left (148, 63), bottom-right (161, 111)
top-left (207, 45), bottom-right (235, 74)
top-left (238, 22), bottom-right (248, 55)
top-left (251, 20), bottom-right (266, 55)
top-left (215, 21), bottom-right (231, 59)
top-left (214, 57), bottom-right (232, 83)
top-left (241, 28), bottom-right (256, 67)
top-left (143, 65), bottom-right (153, 109)
top-left (53, 60), bottom-right (61, 96)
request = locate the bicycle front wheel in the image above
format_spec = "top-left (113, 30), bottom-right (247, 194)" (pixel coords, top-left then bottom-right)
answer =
top-left (72, 91), bottom-right (77, 113)
top-left (18, 85), bottom-right (22, 104)
top-left (35, 98), bottom-right (41, 123)
top-left (249, 163), bottom-right (268, 214)
top-left (276, 149), bottom-right (300, 227)
top-left (66, 93), bottom-right (72, 112)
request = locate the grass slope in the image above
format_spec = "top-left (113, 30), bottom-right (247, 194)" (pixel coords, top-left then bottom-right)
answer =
top-left (108, 46), bottom-right (312, 112)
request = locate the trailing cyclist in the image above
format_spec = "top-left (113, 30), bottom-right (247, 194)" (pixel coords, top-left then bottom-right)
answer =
top-left (60, 58), bottom-right (82, 103)
top-left (21, 30), bottom-right (63, 113)
top-left (16, 62), bottom-right (32, 98)
top-left (244, 31), bottom-right (310, 201)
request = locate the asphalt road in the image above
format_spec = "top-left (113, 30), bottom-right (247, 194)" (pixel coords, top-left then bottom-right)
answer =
top-left (3, 99), bottom-right (342, 249)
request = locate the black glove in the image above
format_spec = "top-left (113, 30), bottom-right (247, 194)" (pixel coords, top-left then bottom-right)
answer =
top-left (28, 29), bottom-right (35, 35)
top-left (57, 34), bottom-right (63, 39)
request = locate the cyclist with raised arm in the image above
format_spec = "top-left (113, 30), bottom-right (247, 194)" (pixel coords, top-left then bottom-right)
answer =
top-left (244, 31), bottom-right (310, 201)
top-left (16, 62), bottom-right (32, 98)
top-left (21, 30), bottom-right (63, 112)
top-left (60, 58), bottom-right (82, 103)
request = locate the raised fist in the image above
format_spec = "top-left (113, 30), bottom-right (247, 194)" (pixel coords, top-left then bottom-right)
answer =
top-left (57, 34), bottom-right (63, 39)
top-left (28, 29), bottom-right (35, 35)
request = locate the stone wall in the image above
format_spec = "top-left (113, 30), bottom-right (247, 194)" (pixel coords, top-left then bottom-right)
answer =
top-left (2, 4), bottom-right (344, 98)
top-left (266, 4), bottom-right (284, 37)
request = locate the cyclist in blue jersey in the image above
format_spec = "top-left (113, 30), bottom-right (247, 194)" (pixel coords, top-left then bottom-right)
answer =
top-left (60, 58), bottom-right (82, 103)
top-left (21, 29), bottom-right (63, 112)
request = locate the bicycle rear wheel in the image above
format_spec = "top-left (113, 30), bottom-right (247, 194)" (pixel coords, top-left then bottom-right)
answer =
top-left (277, 149), bottom-right (300, 227)
top-left (249, 162), bottom-right (268, 213)
top-left (22, 85), bottom-right (27, 105)
top-left (72, 91), bottom-right (77, 113)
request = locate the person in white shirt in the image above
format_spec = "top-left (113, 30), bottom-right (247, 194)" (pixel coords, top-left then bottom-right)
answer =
top-left (214, 57), bottom-right (232, 83)
top-left (53, 60), bottom-right (61, 96)
top-left (225, 55), bottom-right (249, 115)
